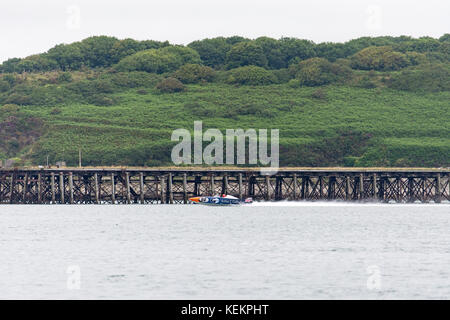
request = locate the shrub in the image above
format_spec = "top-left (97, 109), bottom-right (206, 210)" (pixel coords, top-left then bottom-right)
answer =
top-left (173, 64), bottom-right (215, 83)
top-left (405, 52), bottom-right (427, 65)
top-left (109, 71), bottom-right (162, 88)
top-left (227, 103), bottom-right (275, 118)
top-left (334, 58), bottom-right (352, 68)
top-left (0, 104), bottom-right (20, 115)
top-left (183, 102), bottom-right (215, 116)
top-left (156, 77), bottom-right (186, 93)
top-left (351, 46), bottom-right (410, 71)
top-left (115, 46), bottom-right (201, 74)
top-left (2, 74), bottom-right (18, 87)
top-left (394, 158), bottom-right (411, 167)
top-left (92, 79), bottom-right (115, 93)
top-left (114, 49), bottom-right (173, 73)
top-left (110, 39), bottom-right (169, 63)
top-left (343, 156), bottom-right (359, 167)
top-left (8, 157), bottom-right (23, 167)
top-left (0, 80), bottom-right (10, 92)
top-left (289, 57), bottom-right (352, 86)
top-left (272, 68), bottom-right (291, 83)
top-left (0, 110), bottom-right (44, 158)
top-left (311, 88), bottom-right (327, 100)
top-left (88, 94), bottom-right (116, 106)
top-left (288, 79), bottom-right (302, 88)
top-left (136, 89), bottom-right (148, 95)
top-left (388, 63), bottom-right (450, 92)
top-left (1, 83), bottom-right (80, 106)
top-left (67, 78), bottom-right (115, 96)
top-left (50, 107), bottom-right (62, 115)
top-left (3, 92), bottom-right (33, 105)
top-left (356, 76), bottom-right (377, 89)
top-left (57, 72), bottom-right (73, 83)
top-left (159, 46), bottom-right (201, 65)
top-left (226, 66), bottom-right (276, 85)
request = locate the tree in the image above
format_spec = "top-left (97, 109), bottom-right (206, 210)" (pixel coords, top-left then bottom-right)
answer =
top-left (405, 51), bottom-right (427, 65)
top-left (79, 36), bottom-right (120, 68)
top-left (47, 42), bottom-right (85, 70)
top-left (394, 37), bottom-right (441, 53)
top-left (439, 34), bottom-right (450, 42)
top-left (254, 37), bottom-right (286, 69)
top-left (224, 36), bottom-right (249, 45)
top-left (278, 38), bottom-right (316, 65)
top-left (226, 42), bottom-right (268, 69)
top-left (0, 58), bottom-right (22, 73)
top-left (188, 37), bottom-right (232, 68)
top-left (315, 42), bottom-right (352, 62)
top-left (15, 54), bottom-right (58, 72)
top-left (42, 36), bottom-right (168, 71)
top-left (110, 38), bottom-right (145, 63)
top-left (141, 40), bottom-right (170, 49)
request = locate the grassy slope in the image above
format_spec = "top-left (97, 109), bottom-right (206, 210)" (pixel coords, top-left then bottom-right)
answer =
top-left (20, 83), bottom-right (450, 167)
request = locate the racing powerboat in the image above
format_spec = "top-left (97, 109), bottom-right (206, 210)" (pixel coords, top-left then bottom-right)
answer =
top-left (189, 194), bottom-right (253, 206)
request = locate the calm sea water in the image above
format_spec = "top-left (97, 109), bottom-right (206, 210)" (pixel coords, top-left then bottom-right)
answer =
top-left (0, 202), bottom-right (449, 299)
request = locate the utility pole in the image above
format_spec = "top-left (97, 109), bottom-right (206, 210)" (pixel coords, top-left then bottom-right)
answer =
top-left (46, 155), bottom-right (49, 167)
top-left (78, 148), bottom-right (82, 168)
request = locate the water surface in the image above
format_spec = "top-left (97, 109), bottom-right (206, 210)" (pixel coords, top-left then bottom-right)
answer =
top-left (0, 203), bottom-right (449, 299)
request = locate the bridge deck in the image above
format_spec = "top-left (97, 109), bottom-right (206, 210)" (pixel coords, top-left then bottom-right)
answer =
top-left (0, 167), bottom-right (448, 204)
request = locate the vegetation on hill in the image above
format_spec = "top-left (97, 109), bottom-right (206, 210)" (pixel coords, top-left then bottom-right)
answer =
top-left (0, 34), bottom-right (449, 167)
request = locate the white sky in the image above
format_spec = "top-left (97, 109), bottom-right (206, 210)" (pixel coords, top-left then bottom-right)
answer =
top-left (1, 0), bottom-right (449, 63)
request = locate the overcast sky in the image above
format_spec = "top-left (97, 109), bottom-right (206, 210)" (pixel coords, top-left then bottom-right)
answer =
top-left (1, 0), bottom-right (449, 63)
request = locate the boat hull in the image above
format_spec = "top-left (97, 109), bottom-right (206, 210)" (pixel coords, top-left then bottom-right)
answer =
top-left (190, 196), bottom-right (244, 205)
top-left (189, 195), bottom-right (252, 206)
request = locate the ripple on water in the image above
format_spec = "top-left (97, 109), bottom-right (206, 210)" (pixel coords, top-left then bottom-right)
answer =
top-left (0, 204), bottom-right (449, 299)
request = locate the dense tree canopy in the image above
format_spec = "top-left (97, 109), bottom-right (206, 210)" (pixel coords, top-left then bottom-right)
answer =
top-left (277, 38), bottom-right (316, 65)
top-left (254, 37), bottom-right (287, 69)
top-left (315, 42), bottom-right (352, 62)
top-left (225, 42), bottom-right (268, 69)
top-left (0, 34), bottom-right (448, 94)
top-left (187, 37), bottom-right (232, 68)
top-left (0, 36), bottom-right (169, 72)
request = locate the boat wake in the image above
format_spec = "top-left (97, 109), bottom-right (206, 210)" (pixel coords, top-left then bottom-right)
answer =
top-left (249, 200), bottom-right (448, 207)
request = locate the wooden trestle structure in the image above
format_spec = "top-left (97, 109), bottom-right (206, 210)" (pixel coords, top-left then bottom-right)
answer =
top-left (0, 168), bottom-right (448, 204)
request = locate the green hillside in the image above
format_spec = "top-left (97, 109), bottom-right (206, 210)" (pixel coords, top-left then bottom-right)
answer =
top-left (0, 35), bottom-right (449, 167)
